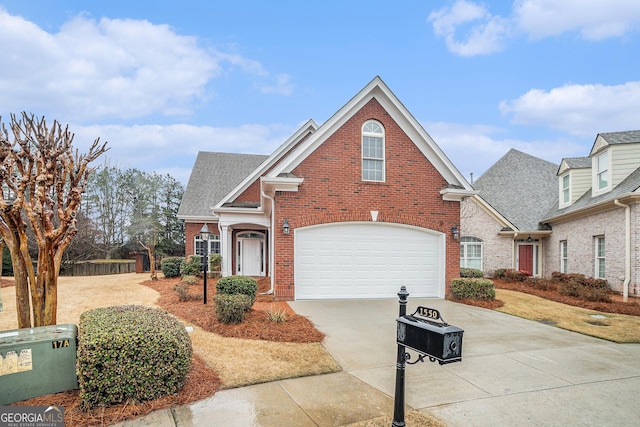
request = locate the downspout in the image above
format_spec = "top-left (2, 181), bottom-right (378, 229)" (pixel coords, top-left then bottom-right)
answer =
top-left (614, 199), bottom-right (630, 302)
top-left (261, 190), bottom-right (275, 295)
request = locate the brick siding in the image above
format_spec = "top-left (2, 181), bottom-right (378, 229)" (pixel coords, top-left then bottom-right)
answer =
top-left (272, 98), bottom-right (460, 299)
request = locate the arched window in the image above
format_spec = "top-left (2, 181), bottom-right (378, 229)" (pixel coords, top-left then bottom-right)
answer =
top-left (362, 120), bottom-right (385, 182)
top-left (460, 236), bottom-right (482, 270)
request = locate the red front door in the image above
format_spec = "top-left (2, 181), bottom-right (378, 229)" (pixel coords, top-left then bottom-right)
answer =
top-left (518, 245), bottom-right (534, 275)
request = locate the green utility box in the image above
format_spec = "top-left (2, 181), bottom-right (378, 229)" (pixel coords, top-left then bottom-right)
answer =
top-left (0, 324), bottom-right (79, 405)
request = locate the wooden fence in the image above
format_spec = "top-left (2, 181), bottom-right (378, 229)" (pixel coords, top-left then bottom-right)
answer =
top-left (60, 260), bottom-right (136, 276)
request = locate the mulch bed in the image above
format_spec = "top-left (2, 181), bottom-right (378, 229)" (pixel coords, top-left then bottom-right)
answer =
top-left (450, 278), bottom-right (640, 316)
top-left (13, 355), bottom-right (220, 427)
top-left (143, 276), bottom-right (326, 343)
top-left (9, 276), bottom-right (325, 426)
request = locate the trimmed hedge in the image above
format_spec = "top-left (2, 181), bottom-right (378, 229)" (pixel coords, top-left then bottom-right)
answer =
top-left (214, 294), bottom-right (252, 324)
top-left (161, 257), bottom-right (184, 278)
top-left (552, 272), bottom-right (611, 302)
top-left (450, 278), bottom-right (496, 300)
top-left (77, 305), bottom-right (192, 409)
top-left (216, 275), bottom-right (258, 306)
top-left (460, 268), bottom-right (484, 278)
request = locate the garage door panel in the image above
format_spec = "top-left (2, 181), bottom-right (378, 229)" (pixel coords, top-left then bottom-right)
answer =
top-left (294, 222), bottom-right (444, 299)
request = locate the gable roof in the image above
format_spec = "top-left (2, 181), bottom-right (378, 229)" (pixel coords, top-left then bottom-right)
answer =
top-left (214, 120), bottom-right (318, 209)
top-left (177, 151), bottom-right (269, 220)
top-left (267, 76), bottom-right (474, 193)
top-left (590, 130), bottom-right (640, 155)
top-left (473, 149), bottom-right (558, 231)
top-left (558, 156), bottom-right (591, 175)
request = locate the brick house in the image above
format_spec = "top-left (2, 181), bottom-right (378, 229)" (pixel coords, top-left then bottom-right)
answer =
top-left (461, 131), bottom-right (640, 299)
top-left (177, 77), bottom-right (474, 300)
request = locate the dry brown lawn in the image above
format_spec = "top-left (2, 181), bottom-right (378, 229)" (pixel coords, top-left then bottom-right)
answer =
top-left (0, 274), bottom-right (339, 426)
top-left (495, 288), bottom-right (640, 343)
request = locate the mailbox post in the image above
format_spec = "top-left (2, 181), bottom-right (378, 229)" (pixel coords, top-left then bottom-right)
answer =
top-left (392, 286), bottom-right (410, 426)
top-left (392, 286), bottom-right (464, 427)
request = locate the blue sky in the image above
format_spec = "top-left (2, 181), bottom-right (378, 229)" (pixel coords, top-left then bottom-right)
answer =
top-left (1, 1), bottom-right (639, 184)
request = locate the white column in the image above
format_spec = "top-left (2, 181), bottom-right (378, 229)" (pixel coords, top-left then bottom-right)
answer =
top-left (220, 225), bottom-right (232, 277)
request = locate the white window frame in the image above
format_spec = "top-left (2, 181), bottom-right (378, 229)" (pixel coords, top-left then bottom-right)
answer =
top-left (560, 240), bottom-right (568, 274)
top-left (460, 236), bottom-right (483, 270)
top-left (560, 173), bottom-right (570, 207)
top-left (595, 236), bottom-right (605, 279)
top-left (595, 151), bottom-right (609, 193)
top-left (194, 233), bottom-right (220, 258)
top-left (361, 120), bottom-right (385, 182)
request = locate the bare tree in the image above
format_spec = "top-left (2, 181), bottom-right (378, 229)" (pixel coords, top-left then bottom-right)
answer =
top-left (0, 113), bottom-right (108, 327)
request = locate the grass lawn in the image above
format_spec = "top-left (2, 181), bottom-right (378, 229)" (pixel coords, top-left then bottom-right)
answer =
top-left (495, 288), bottom-right (640, 343)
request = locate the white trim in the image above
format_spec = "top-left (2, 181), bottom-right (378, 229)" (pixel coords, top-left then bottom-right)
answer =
top-left (361, 119), bottom-right (385, 182)
top-left (214, 120), bottom-right (318, 209)
top-left (592, 150), bottom-right (611, 196)
top-left (237, 231), bottom-right (266, 276)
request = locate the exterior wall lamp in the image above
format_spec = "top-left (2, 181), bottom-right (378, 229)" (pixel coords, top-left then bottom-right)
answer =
top-left (283, 218), bottom-right (290, 235)
top-left (451, 225), bottom-right (460, 241)
top-left (199, 223), bottom-right (211, 304)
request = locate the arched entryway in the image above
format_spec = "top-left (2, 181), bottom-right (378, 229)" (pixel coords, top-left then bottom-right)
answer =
top-left (236, 231), bottom-right (266, 276)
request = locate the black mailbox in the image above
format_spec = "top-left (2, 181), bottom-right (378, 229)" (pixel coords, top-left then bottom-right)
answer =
top-left (396, 306), bottom-right (463, 365)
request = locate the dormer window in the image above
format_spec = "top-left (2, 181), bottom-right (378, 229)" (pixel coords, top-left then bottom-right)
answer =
top-left (596, 151), bottom-right (608, 191)
top-left (362, 120), bottom-right (385, 182)
top-left (561, 174), bottom-right (570, 206)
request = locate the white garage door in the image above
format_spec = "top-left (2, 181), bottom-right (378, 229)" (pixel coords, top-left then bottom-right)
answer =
top-left (294, 222), bottom-right (444, 299)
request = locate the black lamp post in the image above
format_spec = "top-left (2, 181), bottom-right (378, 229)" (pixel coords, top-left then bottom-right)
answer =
top-left (199, 224), bottom-right (211, 304)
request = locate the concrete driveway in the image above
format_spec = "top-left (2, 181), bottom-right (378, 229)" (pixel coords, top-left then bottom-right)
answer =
top-left (288, 296), bottom-right (640, 426)
top-left (117, 295), bottom-right (640, 426)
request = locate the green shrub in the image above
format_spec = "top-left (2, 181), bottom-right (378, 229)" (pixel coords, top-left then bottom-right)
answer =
top-left (460, 268), bottom-right (484, 278)
top-left (174, 283), bottom-right (203, 302)
top-left (77, 305), bottom-right (192, 409)
top-left (214, 294), bottom-right (252, 324)
top-left (558, 275), bottom-right (611, 302)
top-left (161, 257), bottom-right (183, 278)
top-left (266, 305), bottom-right (288, 323)
top-left (450, 278), bottom-right (496, 300)
top-left (181, 275), bottom-right (198, 285)
top-left (180, 255), bottom-right (201, 277)
top-left (209, 253), bottom-right (222, 271)
top-left (525, 277), bottom-right (556, 291)
top-left (504, 269), bottom-right (530, 281)
top-left (492, 269), bottom-right (507, 279)
top-left (216, 275), bottom-right (258, 306)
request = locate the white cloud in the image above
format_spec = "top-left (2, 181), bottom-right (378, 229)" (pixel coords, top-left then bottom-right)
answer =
top-left (426, 121), bottom-right (588, 180)
top-left (499, 81), bottom-right (640, 136)
top-left (427, 0), bottom-right (511, 56)
top-left (514, 0), bottom-right (640, 40)
top-left (428, 0), bottom-right (640, 56)
top-left (0, 9), bottom-right (291, 123)
top-left (73, 122), bottom-right (296, 184)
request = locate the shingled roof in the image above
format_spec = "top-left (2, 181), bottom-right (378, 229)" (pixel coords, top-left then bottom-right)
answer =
top-left (473, 149), bottom-right (558, 231)
top-left (599, 130), bottom-right (640, 145)
top-left (542, 166), bottom-right (640, 222)
top-left (177, 152), bottom-right (269, 219)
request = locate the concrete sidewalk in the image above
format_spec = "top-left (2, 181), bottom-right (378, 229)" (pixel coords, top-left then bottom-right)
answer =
top-left (114, 298), bottom-right (640, 426)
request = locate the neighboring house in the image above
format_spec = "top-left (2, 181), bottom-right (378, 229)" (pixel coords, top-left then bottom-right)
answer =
top-left (460, 149), bottom-right (558, 276)
top-left (461, 131), bottom-right (640, 299)
top-left (178, 76), bottom-right (475, 300)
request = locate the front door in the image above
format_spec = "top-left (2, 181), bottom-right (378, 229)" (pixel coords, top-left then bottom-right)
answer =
top-left (518, 244), bottom-right (534, 275)
top-left (238, 233), bottom-right (265, 276)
